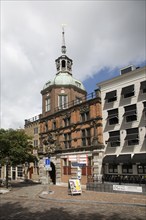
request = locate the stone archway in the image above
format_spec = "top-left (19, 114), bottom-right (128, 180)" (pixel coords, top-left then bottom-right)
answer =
top-left (49, 162), bottom-right (56, 184)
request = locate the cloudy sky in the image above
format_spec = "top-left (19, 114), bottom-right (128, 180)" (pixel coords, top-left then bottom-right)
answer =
top-left (1, 0), bottom-right (145, 129)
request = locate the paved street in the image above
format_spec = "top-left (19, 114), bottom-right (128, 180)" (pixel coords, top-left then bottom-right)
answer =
top-left (0, 183), bottom-right (146, 220)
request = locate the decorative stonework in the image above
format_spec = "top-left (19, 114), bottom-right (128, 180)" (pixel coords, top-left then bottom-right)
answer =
top-left (80, 105), bottom-right (89, 113)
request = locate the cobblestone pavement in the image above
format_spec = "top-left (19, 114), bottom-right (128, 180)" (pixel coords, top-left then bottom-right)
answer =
top-left (0, 183), bottom-right (146, 220)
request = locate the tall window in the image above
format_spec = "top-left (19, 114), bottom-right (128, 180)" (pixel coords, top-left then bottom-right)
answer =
top-left (34, 140), bottom-right (38, 147)
top-left (81, 111), bottom-right (90, 122)
top-left (64, 117), bottom-right (71, 127)
top-left (58, 95), bottom-right (68, 109)
top-left (34, 127), bottom-right (38, 134)
top-left (64, 133), bottom-right (71, 149)
top-left (45, 98), bottom-right (50, 112)
top-left (82, 128), bottom-right (91, 146)
top-left (63, 159), bottom-right (71, 175)
top-left (62, 60), bottom-right (66, 68)
top-left (52, 121), bottom-right (56, 130)
top-left (17, 165), bottom-right (23, 177)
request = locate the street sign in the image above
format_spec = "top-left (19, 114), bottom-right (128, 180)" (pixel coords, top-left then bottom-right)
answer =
top-left (45, 159), bottom-right (50, 166)
top-left (44, 158), bottom-right (51, 170)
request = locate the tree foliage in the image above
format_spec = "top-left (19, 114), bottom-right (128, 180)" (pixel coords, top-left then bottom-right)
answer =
top-left (0, 129), bottom-right (37, 166)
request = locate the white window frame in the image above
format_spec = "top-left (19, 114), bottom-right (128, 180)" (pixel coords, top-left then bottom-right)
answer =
top-left (34, 139), bottom-right (38, 147)
top-left (17, 165), bottom-right (23, 177)
top-left (58, 95), bottom-right (68, 109)
top-left (45, 97), bottom-right (51, 112)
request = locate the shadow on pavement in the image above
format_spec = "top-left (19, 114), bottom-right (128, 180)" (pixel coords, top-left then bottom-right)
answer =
top-left (10, 180), bottom-right (42, 188)
top-left (0, 200), bottom-right (144, 220)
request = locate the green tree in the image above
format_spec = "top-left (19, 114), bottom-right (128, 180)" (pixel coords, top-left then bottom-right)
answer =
top-left (0, 128), bottom-right (37, 166)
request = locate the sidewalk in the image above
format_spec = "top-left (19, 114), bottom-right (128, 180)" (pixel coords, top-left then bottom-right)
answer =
top-left (1, 182), bottom-right (146, 207)
top-left (39, 184), bottom-right (146, 207)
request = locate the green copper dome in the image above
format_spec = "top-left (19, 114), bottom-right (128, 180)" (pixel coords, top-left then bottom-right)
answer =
top-left (43, 28), bottom-right (86, 92)
top-left (43, 72), bottom-right (86, 91)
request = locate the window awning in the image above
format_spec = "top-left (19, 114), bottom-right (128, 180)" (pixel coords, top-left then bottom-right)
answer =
top-left (116, 154), bottom-right (131, 164)
top-left (143, 102), bottom-right (146, 112)
top-left (132, 153), bottom-right (146, 164)
top-left (124, 134), bottom-right (138, 140)
top-left (107, 136), bottom-right (120, 142)
top-left (123, 110), bottom-right (136, 117)
top-left (140, 81), bottom-right (146, 90)
top-left (103, 155), bottom-right (117, 164)
top-left (107, 109), bottom-right (118, 119)
top-left (105, 90), bottom-right (117, 100)
top-left (107, 114), bottom-right (118, 119)
top-left (121, 85), bottom-right (134, 95)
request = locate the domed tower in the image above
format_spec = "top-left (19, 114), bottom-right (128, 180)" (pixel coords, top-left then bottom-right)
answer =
top-left (41, 27), bottom-right (87, 117)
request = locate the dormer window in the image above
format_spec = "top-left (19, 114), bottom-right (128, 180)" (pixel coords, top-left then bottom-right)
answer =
top-left (75, 81), bottom-right (81, 88)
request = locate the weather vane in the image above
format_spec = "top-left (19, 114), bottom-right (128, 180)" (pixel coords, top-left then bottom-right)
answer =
top-left (61, 24), bottom-right (67, 54)
top-left (61, 23), bottom-right (67, 32)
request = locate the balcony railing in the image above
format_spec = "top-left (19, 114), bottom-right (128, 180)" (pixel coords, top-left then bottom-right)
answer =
top-left (54, 91), bottom-right (98, 112)
top-left (25, 114), bottom-right (41, 125)
top-left (25, 91), bottom-right (100, 125)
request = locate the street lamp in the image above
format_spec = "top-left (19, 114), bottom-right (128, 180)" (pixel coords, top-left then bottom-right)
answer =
top-left (25, 162), bottom-right (29, 181)
top-left (5, 157), bottom-right (9, 189)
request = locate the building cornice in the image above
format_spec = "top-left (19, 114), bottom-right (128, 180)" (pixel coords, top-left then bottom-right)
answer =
top-left (98, 66), bottom-right (146, 89)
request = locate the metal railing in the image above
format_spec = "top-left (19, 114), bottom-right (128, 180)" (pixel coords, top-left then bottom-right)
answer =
top-left (54, 91), bottom-right (98, 112)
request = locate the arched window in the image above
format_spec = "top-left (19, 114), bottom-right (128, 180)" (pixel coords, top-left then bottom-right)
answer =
top-left (62, 60), bottom-right (66, 68)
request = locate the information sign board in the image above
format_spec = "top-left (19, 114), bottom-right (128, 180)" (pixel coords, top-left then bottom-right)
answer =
top-left (45, 158), bottom-right (51, 170)
top-left (68, 178), bottom-right (82, 195)
top-left (45, 159), bottom-right (50, 166)
top-left (113, 185), bottom-right (142, 193)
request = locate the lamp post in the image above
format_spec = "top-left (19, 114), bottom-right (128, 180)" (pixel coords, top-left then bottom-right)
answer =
top-left (5, 157), bottom-right (9, 189)
top-left (25, 162), bottom-right (29, 181)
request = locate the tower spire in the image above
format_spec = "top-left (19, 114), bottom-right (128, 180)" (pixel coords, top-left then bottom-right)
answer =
top-left (61, 24), bottom-right (66, 54)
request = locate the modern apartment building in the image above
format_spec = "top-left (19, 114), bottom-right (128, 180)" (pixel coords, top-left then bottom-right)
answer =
top-left (98, 65), bottom-right (146, 183)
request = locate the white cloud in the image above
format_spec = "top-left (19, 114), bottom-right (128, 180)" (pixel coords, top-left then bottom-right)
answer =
top-left (1, 0), bottom-right (145, 129)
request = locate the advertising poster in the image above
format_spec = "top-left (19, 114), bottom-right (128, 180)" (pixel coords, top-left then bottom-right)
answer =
top-left (68, 178), bottom-right (82, 195)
